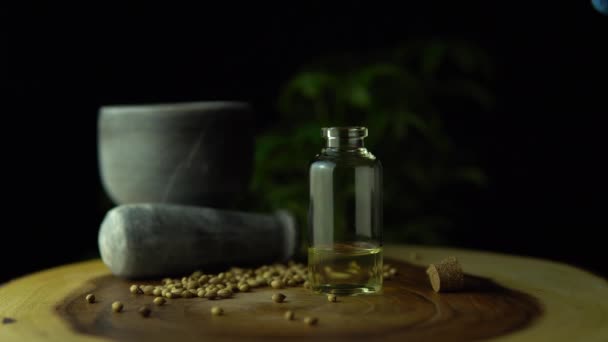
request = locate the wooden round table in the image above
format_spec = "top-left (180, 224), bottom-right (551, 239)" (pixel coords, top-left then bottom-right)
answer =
top-left (1, 245), bottom-right (606, 341)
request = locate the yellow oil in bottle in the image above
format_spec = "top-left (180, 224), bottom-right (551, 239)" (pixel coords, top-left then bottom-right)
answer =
top-left (308, 243), bottom-right (383, 295)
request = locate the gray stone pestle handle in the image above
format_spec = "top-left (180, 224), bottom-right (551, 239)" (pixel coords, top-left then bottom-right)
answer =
top-left (98, 203), bottom-right (297, 279)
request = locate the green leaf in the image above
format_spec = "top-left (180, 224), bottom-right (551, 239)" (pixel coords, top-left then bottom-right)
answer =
top-left (421, 42), bottom-right (447, 76)
top-left (278, 71), bottom-right (339, 121)
top-left (251, 39), bottom-right (494, 248)
top-left (285, 72), bottom-right (337, 98)
top-left (345, 82), bottom-right (372, 109)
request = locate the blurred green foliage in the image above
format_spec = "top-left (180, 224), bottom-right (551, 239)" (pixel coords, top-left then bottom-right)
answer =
top-left (251, 40), bottom-right (493, 246)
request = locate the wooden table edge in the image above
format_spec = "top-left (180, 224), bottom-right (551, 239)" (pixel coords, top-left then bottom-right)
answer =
top-left (0, 244), bottom-right (607, 342)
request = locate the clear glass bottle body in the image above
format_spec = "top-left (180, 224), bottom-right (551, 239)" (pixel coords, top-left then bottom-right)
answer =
top-left (308, 127), bottom-right (383, 295)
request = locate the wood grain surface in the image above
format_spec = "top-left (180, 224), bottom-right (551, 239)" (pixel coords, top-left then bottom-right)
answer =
top-left (1, 245), bottom-right (607, 341)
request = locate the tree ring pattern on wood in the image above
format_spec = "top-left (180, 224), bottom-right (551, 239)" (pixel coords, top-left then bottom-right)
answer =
top-left (56, 259), bottom-right (541, 341)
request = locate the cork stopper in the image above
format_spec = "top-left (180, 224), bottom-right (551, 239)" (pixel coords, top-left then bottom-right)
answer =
top-left (426, 256), bottom-right (464, 292)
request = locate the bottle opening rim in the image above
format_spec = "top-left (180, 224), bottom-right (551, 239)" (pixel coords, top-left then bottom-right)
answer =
top-left (321, 127), bottom-right (368, 139)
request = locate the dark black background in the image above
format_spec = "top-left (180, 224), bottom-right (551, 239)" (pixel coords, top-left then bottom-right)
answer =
top-left (3, 2), bottom-right (607, 282)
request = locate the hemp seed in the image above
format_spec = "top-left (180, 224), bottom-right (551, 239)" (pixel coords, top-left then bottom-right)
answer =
top-left (85, 294), bottom-right (95, 303)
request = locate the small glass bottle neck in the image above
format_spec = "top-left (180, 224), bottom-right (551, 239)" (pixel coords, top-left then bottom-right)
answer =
top-left (324, 137), bottom-right (365, 149)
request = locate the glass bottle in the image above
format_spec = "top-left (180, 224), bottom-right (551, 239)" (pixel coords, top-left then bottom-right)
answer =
top-left (308, 127), bottom-right (383, 295)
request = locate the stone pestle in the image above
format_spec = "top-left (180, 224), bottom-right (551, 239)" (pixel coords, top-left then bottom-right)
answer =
top-left (98, 203), bottom-right (296, 279)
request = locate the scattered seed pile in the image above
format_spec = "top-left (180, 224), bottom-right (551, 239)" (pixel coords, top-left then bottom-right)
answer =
top-left (86, 261), bottom-right (400, 326)
top-left (130, 262), bottom-right (397, 301)
top-left (133, 261), bottom-right (311, 301)
top-left (382, 264), bottom-right (398, 280)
